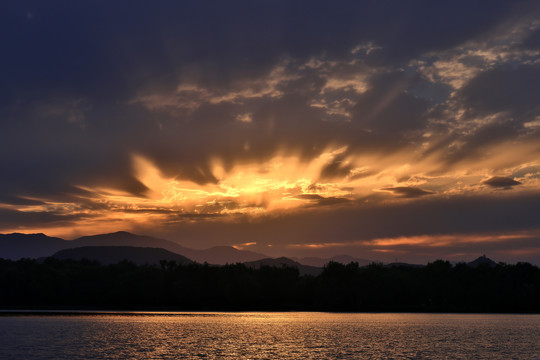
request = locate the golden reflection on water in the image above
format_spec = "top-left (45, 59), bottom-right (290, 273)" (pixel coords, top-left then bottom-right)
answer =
top-left (1, 312), bottom-right (540, 359)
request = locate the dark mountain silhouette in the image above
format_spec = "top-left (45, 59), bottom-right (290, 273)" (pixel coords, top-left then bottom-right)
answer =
top-left (191, 246), bottom-right (267, 265)
top-left (0, 233), bottom-right (67, 259)
top-left (244, 257), bottom-right (323, 276)
top-left (292, 254), bottom-right (373, 267)
top-left (71, 231), bottom-right (192, 256)
top-left (0, 232), bottom-right (502, 269)
top-left (72, 232), bottom-right (267, 264)
top-left (0, 231), bottom-right (267, 264)
top-left (49, 246), bottom-right (193, 265)
top-left (467, 255), bottom-right (497, 268)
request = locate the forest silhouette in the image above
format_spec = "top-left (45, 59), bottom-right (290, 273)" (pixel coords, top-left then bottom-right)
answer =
top-left (1, 258), bottom-right (539, 313)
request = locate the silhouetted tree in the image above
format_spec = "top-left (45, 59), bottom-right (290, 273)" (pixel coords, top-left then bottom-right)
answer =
top-left (0, 257), bottom-right (539, 312)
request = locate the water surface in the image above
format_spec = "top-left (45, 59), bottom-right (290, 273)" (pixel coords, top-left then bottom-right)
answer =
top-left (0, 312), bottom-right (539, 359)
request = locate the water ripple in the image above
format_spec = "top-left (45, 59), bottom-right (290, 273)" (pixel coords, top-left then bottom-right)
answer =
top-left (0, 313), bottom-right (539, 359)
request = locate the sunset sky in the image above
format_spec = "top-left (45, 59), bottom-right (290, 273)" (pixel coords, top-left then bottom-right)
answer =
top-left (2, 1), bottom-right (540, 264)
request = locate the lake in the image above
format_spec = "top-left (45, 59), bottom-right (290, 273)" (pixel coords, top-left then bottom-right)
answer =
top-left (0, 312), bottom-right (539, 359)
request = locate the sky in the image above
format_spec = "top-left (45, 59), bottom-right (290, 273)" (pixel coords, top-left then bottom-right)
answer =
top-left (2, 1), bottom-right (540, 264)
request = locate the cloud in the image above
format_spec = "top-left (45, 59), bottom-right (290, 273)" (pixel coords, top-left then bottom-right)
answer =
top-left (350, 71), bottom-right (430, 133)
top-left (482, 176), bottom-right (522, 189)
top-left (518, 27), bottom-right (540, 50)
top-left (0, 208), bottom-right (93, 227)
top-left (0, 195), bottom-right (46, 206)
top-left (294, 194), bottom-right (326, 200)
top-left (318, 156), bottom-right (354, 180)
top-left (380, 186), bottom-right (434, 198)
top-left (293, 194), bottom-right (352, 207)
top-left (457, 65), bottom-right (540, 119)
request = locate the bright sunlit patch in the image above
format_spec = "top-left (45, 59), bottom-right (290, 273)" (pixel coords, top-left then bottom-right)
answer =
top-left (369, 231), bottom-right (540, 248)
top-left (287, 230), bottom-right (540, 251)
top-left (236, 113), bottom-right (253, 123)
top-left (232, 242), bottom-right (257, 250)
top-left (289, 242), bottom-right (346, 249)
top-left (122, 148), bottom-right (360, 216)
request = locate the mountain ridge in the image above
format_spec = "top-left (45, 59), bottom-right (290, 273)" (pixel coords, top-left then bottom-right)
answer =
top-left (50, 246), bottom-right (193, 266)
top-left (0, 231), bottom-right (501, 267)
top-left (0, 233), bottom-right (67, 259)
top-left (243, 257), bottom-right (323, 276)
top-left (0, 231), bottom-right (267, 265)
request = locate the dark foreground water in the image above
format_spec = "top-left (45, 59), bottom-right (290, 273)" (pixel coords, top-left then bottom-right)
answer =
top-left (0, 312), bottom-right (539, 359)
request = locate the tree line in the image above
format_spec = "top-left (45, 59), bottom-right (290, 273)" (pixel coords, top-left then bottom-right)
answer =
top-left (1, 258), bottom-right (539, 312)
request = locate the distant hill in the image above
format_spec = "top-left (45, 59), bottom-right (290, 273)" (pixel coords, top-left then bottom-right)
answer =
top-left (0, 232), bottom-right (502, 268)
top-left (71, 231), bottom-right (191, 253)
top-left (243, 257), bottom-right (323, 276)
top-left (190, 246), bottom-right (267, 265)
top-left (467, 255), bottom-right (497, 268)
top-left (0, 231), bottom-right (267, 264)
top-left (0, 233), bottom-right (68, 259)
top-left (71, 232), bottom-right (267, 264)
top-left (292, 254), bottom-right (374, 267)
top-left (50, 246), bottom-right (193, 266)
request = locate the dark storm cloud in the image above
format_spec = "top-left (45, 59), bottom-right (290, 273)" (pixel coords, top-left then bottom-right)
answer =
top-left (482, 177), bottom-right (522, 189)
top-left (457, 64), bottom-right (540, 119)
top-left (0, 208), bottom-right (92, 227)
top-left (0, 195), bottom-right (46, 206)
top-left (518, 27), bottom-right (540, 49)
top-left (319, 157), bottom-right (354, 180)
top-left (294, 194), bottom-right (326, 201)
top-left (380, 187), bottom-right (434, 198)
top-left (292, 194), bottom-right (351, 207)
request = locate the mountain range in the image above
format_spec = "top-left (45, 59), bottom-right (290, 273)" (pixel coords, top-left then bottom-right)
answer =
top-left (0, 231), bottom-right (266, 265)
top-left (49, 246), bottom-right (193, 266)
top-left (0, 231), bottom-right (498, 270)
